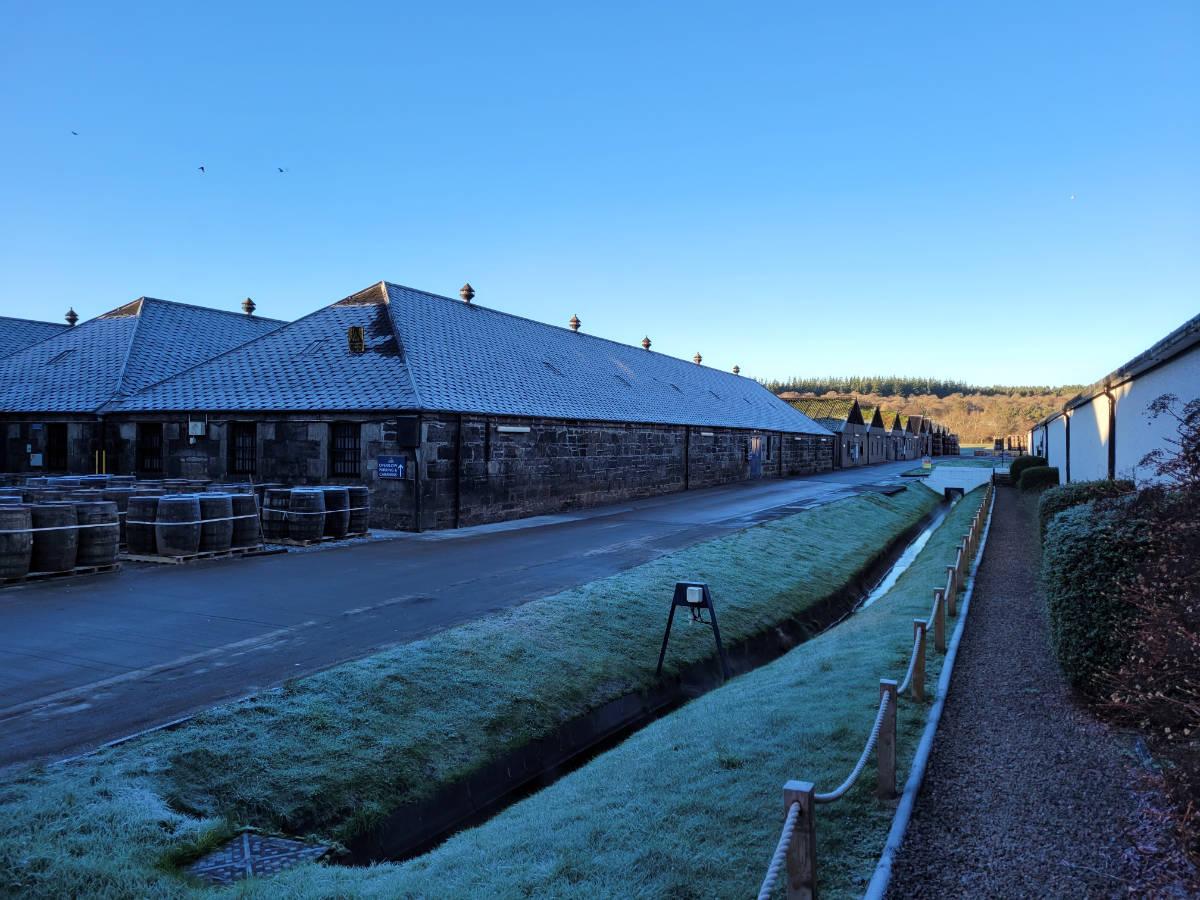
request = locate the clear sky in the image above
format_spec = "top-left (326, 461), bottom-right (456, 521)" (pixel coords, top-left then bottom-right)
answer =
top-left (1, 2), bottom-right (1196, 387)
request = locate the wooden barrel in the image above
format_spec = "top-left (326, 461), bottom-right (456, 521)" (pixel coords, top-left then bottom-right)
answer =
top-left (287, 489), bottom-right (325, 543)
top-left (30, 503), bottom-right (78, 572)
top-left (230, 494), bottom-right (260, 548)
top-left (346, 485), bottom-right (370, 534)
top-left (74, 501), bottom-right (120, 567)
top-left (262, 488), bottom-right (291, 542)
top-left (101, 488), bottom-right (134, 544)
top-left (199, 494), bottom-right (234, 553)
top-left (127, 496), bottom-right (160, 555)
top-left (155, 494), bottom-right (201, 557)
top-left (321, 487), bottom-right (350, 538)
top-left (0, 505), bottom-right (33, 579)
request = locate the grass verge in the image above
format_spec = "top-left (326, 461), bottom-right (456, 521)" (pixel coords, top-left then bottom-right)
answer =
top-left (246, 485), bottom-right (987, 899)
top-left (0, 486), bottom-right (938, 898)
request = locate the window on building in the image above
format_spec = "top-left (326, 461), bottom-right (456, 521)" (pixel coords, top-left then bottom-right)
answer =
top-left (329, 422), bottom-right (361, 477)
top-left (227, 422), bottom-right (257, 476)
top-left (137, 423), bottom-right (164, 474)
top-left (46, 423), bottom-right (68, 471)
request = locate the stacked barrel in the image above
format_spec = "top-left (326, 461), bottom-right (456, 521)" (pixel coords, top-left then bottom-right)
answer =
top-left (0, 493), bottom-right (120, 580)
top-left (256, 485), bottom-right (371, 544)
top-left (0, 475), bottom-right (370, 573)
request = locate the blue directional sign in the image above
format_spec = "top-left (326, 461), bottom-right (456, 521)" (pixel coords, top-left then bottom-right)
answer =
top-left (378, 455), bottom-right (406, 479)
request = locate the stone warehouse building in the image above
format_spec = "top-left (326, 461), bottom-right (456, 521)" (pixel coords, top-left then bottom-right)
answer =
top-left (784, 398), bottom-right (867, 468)
top-left (0, 297), bottom-right (283, 473)
top-left (108, 282), bottom-right (834, 530)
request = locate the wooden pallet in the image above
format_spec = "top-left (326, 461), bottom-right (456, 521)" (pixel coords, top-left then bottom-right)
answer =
top-left (119, 546), bottom-right (285, 565)
top-left (1, 563), bottom-right (121, 587)
top-left (270, 531), bottom-right (370, 547)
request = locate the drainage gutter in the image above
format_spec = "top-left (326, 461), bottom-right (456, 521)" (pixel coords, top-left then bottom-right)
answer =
top-left (862, 488), bottom-right (997, 900)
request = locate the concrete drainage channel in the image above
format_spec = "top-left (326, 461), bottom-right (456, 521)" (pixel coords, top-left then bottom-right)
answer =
top-left (342, 496), bottom-right (952, 866)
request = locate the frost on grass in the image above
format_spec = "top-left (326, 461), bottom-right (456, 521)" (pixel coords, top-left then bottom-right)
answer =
top-left (0, 485), bottom-right (940, 899)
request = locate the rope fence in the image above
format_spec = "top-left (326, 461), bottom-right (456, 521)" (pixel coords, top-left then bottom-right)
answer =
top-left (756, 482), bottom-right (993, 899)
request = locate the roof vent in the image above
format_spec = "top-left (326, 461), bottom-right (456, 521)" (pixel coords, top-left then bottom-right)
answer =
top-left (347, 326), bottom-right (365, 354)
top-left (693, 352), bottom-right (703, 365)
top-left (641, 336), bottom-right (651, 350)
top-left (569, 314), bottom-right (581, 332)
top-left (65, 307), bottom-right (78, 326)
top-left (460, 283), bottom-right (475, 304)
top-left (732, 364), bottom-right (740, 375)
top-left (241, 297), bottom-right (256, 316)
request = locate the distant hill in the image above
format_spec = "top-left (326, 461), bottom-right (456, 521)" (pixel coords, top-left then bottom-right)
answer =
top-left (768, 377), bottom-right (1084, 444)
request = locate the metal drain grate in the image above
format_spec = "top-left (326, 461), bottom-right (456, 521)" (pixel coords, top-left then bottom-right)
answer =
top-left (187, 832), bottom-right (328, 885)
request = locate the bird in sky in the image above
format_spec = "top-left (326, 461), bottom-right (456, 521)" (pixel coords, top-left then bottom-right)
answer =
top-left (197, 165), bottom-right (206, 174)
top-left (1069, 193), bottom-right (1077, 201)
top-left (277, 167), bottom-right (287, 173)
top-left (70, 131), bottom-right (78, 136)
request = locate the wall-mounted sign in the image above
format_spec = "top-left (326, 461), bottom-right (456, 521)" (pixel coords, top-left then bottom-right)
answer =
top-left (378, 455), bottom-right (406, 479)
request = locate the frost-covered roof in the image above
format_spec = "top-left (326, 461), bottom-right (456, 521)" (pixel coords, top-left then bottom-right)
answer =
top-left (785, 397), bottom-right (863, 431)
top-left (0, 316), bottom-right (69, 358)
top-left (0, 298), bottom-right (283, 413)
top-left (117, 281), bottom-right (831, 434)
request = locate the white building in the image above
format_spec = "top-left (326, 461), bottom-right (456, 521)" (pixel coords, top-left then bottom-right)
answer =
top-left (1029, 312), bottom-right (1200, 484)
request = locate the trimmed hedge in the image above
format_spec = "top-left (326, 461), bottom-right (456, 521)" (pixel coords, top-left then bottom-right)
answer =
top-left (1038, 479), bottom-right (1134, 537)
top-left (1019, 465), bottom-right (1060, 491)
top-left (1042, 497), bottom-right (1149, 690)
top-left (1009, 454), bottom-right (1047, 486)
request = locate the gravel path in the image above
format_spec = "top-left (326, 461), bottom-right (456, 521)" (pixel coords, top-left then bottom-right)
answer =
top-left (887, 486), bottom-right (1193, 898)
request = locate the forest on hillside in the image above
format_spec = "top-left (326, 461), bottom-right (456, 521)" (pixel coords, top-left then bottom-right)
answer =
top-left (768, 377), bottom-right (1084, 444)
top-left (762, 376), bottom-right (1082, 399)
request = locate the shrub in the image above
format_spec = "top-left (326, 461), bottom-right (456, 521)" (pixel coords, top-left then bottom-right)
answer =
top-left (1009, 454), bottom-right (1047, 486)
top-left (1018, 465), bottom-right (1059, 491)
top-left (1038, 479), bottom-right (1134, 537)
top-left (1042, 496), bottom-right (1150, 691)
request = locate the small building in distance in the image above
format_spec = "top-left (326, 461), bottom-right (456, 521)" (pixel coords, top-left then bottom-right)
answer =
top-left (0, 314), bottom-right (70, 358)
top-left (784, 397), bottom-right (867, 468)
top-left (0, 298), bottom-right (284, 473)
top-left (110, 281), bottom-right (834, 530)
top-left (858, 405), bottom-right (888, 464)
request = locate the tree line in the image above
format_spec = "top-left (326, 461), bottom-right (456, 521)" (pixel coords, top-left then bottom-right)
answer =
top-left (762, 376), bottom-right (1083, 399)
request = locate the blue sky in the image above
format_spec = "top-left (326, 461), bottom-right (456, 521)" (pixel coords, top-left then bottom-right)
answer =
top-left (1, 2), bottom-right (1195, 387)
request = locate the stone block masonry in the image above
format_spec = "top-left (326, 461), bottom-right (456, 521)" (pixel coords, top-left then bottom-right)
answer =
top-left (8, 411), bottom-right (834, 532)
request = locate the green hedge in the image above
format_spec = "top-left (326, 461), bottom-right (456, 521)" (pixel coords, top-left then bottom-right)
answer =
top-left (1042, 497), bottom-right (1149, 690)
top-left (1009, 454), bottom-right (1047, 485)
top-left (1038, 479), bottom-right (1134, 537)
top-left (1019, 465), bottom-right (1060, 491)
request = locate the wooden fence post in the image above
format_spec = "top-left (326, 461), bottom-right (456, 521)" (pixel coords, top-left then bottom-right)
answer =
top-left (932, 587), bottom-right (946, 649)
top-left (783, 780), bottom-right (816, 900)
top-left (877, 679), bottom-right (898, 799)
top-left (911, 620), bottom-right (927, 701)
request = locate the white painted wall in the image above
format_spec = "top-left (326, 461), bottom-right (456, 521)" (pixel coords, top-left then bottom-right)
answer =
top-left (1069, 393), bottom-right (1112, 482)
top-left (1112, 343), bottom-right (1200, 483)
top-left (1046, 416), bottom-right (1066, 471)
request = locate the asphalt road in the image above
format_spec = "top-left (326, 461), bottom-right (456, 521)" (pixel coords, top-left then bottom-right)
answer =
top-left (0, 461), bottom-right (917, 768)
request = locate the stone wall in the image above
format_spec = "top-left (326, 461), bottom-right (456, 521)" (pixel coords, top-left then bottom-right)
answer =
top-left (7, 412), bottom-right (836, 531)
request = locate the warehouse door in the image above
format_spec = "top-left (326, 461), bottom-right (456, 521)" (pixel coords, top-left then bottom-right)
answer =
top-left (748, 435), bottom-right (764, 479)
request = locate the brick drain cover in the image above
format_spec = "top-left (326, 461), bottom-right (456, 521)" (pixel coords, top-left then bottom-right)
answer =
top-left (187, 832), bottom-right (328, 885)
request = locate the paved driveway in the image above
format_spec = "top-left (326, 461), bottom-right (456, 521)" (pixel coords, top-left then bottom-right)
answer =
top-left (0, 461), bottom-right (916, 767)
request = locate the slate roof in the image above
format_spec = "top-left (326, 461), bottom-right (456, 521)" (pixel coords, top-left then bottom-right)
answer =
top-left (116, 281), bottom-right (830, 435)
top-left (1034, 311), bottom-right (1200, 429)
top-left (858, 405), bottom-right (885, 429)
top-left (0, 316), bottom-right (69, 358)
top-left (785, 398), bottom-right (862, 432)
top-left (0, 298), bottom-right (283, 413)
